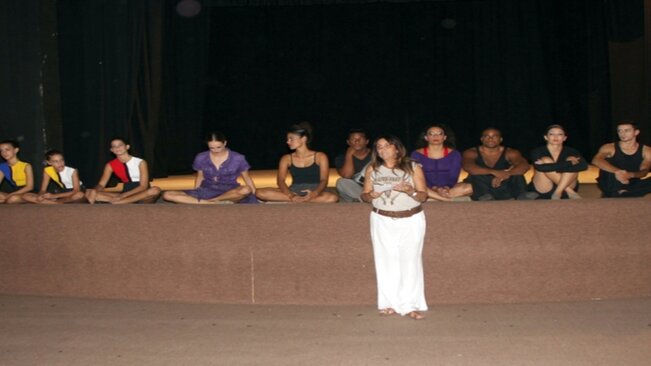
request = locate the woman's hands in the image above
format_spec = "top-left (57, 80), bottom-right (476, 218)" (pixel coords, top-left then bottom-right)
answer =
top-left (392, 180), bottom-right (415, 195)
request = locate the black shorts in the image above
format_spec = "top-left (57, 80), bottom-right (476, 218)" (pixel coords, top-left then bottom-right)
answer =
top-left (0, 183), bottom-right (21, 194)
top-left (123, 182), bottom-right (146, 192)
top-left (46, 181), bottom-right (85, 194)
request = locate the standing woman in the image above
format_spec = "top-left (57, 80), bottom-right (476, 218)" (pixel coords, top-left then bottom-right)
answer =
top-left (530, 124), bottom-right (587, 199)
top-left (410, 124), bottom-right (473, 201)
top-left (162, 132), bottom-right (257, 204)
top-left (23, 150), bottom-right (86, 204)
top-left (85, 137), bottom-right (161, 204)
top-left (256, 122), bottom-right (338, 203)
top-left (0, 140), bottom-right (34, 204)
top-left (361, 135), bottom-right (428, 320)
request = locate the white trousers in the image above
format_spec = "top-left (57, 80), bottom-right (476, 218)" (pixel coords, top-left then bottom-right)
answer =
top-left (370, 211), bottom-right (427, 315)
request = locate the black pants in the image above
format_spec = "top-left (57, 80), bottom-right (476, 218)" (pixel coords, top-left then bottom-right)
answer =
top-left (596, 171), bottom-right (651, 197)
top-left (465, 174), bottom-right (527, 200)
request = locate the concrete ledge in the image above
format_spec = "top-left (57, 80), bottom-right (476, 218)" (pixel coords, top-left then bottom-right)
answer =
top-left (1, 199), bottom-right (649, 305)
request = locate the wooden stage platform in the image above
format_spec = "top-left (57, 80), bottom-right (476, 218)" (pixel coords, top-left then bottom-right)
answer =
top-left (1, 197), bottom-right (650, 306)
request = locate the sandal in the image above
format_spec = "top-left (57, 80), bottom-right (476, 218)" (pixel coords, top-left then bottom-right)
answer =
top-left (407, 311), bottom-right (425, 320)
top-left (378, 308), bottom-right (396, 316)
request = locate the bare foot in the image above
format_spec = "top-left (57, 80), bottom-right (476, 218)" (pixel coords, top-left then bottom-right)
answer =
top-left (86, 190), bottom-right (97, 204)
top-left (378, 308), bottom-right (396, 316)
top-left (407, 311), bottom-right (425, 320)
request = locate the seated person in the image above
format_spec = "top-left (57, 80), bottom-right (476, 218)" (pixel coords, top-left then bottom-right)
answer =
top-left (0, 139), bottom-right (34, 204)
top-left (592, 120), bottom-right (651, 197)
top-left (335, 128), bottom-right (371, 202)
top-left (410, 123), bottom-right (472, 201)
top-left (256, 122), bottom-right (338, 203)
top-left (23, 150), bottom-right (86, 204)
top-left (162, 132), bottom-right (257, 204)
top-left (462, 128), bottom-right (534, 200)
top-left (85, 137), bottom-right (161, 204)
top-left (530, 124), bottom-right (587, 199)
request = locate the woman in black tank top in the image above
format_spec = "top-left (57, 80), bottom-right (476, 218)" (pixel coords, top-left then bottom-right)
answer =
top-left (256, 122), bottom-right (339, 203)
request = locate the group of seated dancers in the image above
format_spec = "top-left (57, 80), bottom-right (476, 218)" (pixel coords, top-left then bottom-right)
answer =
top-left (1, 120), bottom-right (650, 205)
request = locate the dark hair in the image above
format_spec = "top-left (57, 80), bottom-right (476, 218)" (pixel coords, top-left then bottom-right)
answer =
top-left (418, 123), bottom-right (456, 149)
top-left (205, 131), bottom-right (227, 143)
top-left (370, 135), bottom-right (414, 176)
top-left (109, 137), bottom-right (129, 146)
top-left (481, 127), bottom-right (502, 137)
top-left (616, 120), bottom-right (639, 130)
top-left (288, 121), bottom-right (313, 144)
top-left (544, 124), bottom-right (566, 135)
top-left (44, 149), bottom-right (63, 161)
top-left (347, 128), bottom-right (367, 139)
top-left (0, 139), bottom-right (20, 149)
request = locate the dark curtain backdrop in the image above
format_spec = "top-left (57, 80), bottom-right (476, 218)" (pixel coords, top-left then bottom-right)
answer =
top-left (0, 1), bottom-right (47, 179)
top-left (57, 0), bottom-right (165, 184)
top-left (55, 0), bottom-right (643, 182)
top-left (201, 0), bottom-right (613, 170)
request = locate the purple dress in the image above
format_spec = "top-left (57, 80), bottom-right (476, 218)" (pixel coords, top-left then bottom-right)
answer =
top-left (185, 149), bottom-right (257, 203)
top-left (410, 149), bottom-right (462, 188)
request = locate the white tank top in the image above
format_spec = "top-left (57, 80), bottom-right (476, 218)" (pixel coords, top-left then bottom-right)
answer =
top-left (125, 156), bottom-right (143, 182)
top-left (58, 166), bottom-right (77, 188)
top-left (45, 165), bottom-right (81, 189)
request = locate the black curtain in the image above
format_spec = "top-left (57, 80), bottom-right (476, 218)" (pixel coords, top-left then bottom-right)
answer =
top-left (199, 0), bottom-right (611, 169)
top-left (55, 0), bottom-right (643, 180)
top-left (0, 1), bottom-right (48, 176)
top-left (57, 0), bottom-right (165, 184)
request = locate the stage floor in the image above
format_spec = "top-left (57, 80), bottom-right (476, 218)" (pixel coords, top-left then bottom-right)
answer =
top-left (1, 294), bottom-right (650, 366)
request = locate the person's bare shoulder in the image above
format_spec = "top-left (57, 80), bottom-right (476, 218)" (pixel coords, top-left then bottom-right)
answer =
top-left (279, 153), bottom-right (292, 166)
top-left (597, 142), bottom-right (616, 158)
top-left (462, 147), bottom-right (477, 157)
top-left (316, 151), bottom-right (329, 162)
top-left (642, 144), bottom-right (651, 159)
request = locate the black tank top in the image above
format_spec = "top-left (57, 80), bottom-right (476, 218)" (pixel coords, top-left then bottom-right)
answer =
top-left (289, 153), bottom-right (320, 185)
top-left (607, 143), bottom-right (643, 172)
top-left (475, 146), bottom-right (510, 170)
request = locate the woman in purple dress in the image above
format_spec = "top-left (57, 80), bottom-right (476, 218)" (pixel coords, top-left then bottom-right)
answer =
top-left (410, 124), bottom-right (473, 201)
top-left (162, 132), bottom-right (257, 204)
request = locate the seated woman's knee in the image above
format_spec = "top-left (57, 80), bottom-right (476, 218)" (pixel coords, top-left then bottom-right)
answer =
top-left (255, 189), bottom-right (270, 200)
top-left (238, 185), bottom-right (252, 196)
top-left (148, 186), bottom-right (162, 196)
top-left (324, 192), bottom-right (339, 203)
top-left (6, 195), bottom-right (24, 204)
top-left (161, 190), bottom-right (175, 200)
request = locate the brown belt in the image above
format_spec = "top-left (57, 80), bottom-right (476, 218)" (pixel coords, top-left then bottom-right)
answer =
top-left (372, 205), bottom-right (423, 218)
